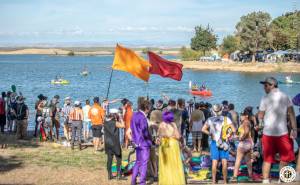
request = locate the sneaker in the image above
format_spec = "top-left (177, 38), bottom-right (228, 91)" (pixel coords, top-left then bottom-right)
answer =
top-left (230, 176), bottom-right (238, 183)
top-left (262, 179), bottom-right (270, 184)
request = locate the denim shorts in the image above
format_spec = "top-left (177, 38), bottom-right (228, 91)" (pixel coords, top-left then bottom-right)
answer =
top-left (210, 140), bottom-right (229, 160)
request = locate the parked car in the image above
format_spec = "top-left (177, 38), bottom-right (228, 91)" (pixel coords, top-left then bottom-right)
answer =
top-left (238, 53), bottom-right (252, 62)
top-left (199, 54), bottom-right (222, 62)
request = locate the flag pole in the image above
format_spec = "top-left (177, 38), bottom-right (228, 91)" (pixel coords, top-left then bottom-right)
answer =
top-left (106, 68), bottom-right (114, 100)
top-left (146, 82), bottom-right (149, 100)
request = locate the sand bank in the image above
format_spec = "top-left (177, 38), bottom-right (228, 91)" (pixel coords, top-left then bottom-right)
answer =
top-left (0, 48), bottom-right (113, 55)
top-left (178, 61), bottom-right (300, 73)
top-left (0, 47), bottom-right (180, 56)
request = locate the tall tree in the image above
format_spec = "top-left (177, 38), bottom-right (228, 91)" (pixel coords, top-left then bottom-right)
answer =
top-left (221, 35), bottom-right (239, 55)
top-left (190, 25), bottom-right (217, 55)
top-left (236, 11), bottom-right (271, 62)
top-left (269, 11), bottom-right (300, 50)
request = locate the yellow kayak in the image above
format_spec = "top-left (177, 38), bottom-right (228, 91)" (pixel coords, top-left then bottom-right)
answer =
top-left (51, 79), bottom-right (70, 85)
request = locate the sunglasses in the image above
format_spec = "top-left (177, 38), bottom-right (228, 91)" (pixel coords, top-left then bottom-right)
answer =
top-left (264, 83), bottom-right (273, 87)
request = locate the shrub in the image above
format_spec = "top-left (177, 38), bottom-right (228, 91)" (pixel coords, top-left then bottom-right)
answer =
top-left (180, 46), bottom-right (203, 61)
top-left (67, 51), bottom-right (75, 56)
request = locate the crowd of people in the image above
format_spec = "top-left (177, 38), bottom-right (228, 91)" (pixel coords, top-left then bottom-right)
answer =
top-left (1, 76), bottom-right (300, 184)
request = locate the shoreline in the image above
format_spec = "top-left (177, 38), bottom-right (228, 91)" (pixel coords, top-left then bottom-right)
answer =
top-left (177, 61), bottom-right (300, 74)
top-left (1, 48), bottom-right (300, 73)
top-left (0, 47), bottom-right (180, 56)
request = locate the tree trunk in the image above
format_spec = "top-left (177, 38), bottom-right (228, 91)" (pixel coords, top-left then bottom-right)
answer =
top-left (252, 54), bottom-right (256, 63)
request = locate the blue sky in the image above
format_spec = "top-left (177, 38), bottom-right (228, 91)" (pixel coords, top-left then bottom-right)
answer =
top-left (0, 0), bottom-right (299, 46)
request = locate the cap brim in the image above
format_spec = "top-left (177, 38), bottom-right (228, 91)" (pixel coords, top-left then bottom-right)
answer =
top-left (259, 81), bottom-right (267, 84)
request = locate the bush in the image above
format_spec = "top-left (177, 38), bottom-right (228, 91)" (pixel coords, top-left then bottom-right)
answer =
top-left (67, 51), bottom-right (75, 56)
top-left (180, 46), bottom-right (203, 61)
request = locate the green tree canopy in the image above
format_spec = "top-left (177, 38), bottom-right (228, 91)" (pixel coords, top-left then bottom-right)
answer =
top-left (190, 25), bottom-right (217, 55)
top-left (269, 11), bottom-right (300, 50)
top-left (220, 35), bottom-right (239, 55)
top-left (236, 11), bottom-right (271, 62)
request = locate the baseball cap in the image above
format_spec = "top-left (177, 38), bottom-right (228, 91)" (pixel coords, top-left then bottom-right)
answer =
top-left (65, 96), bottom-right (71, 101)
top-left (260, 77), bottom-right (278, 86)
top-left (74, 100), bottom-right (81, 106)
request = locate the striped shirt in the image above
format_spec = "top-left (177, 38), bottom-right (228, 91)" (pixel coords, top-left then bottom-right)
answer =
top-left (69, 107), bottom-right (84, 121)
top-left (62, 104), bottom-right (73, 119)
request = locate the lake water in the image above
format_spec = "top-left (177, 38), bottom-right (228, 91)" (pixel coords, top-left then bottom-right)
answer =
top-left (0, 54), bottom-right (299, 130)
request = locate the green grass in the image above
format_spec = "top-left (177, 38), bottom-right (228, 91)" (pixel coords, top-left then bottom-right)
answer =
top-left (4, 137), bottom-right (130, 170)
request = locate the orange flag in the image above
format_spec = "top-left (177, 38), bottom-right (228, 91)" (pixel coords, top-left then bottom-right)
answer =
top-left (112, 44), bottom-right (151, 82)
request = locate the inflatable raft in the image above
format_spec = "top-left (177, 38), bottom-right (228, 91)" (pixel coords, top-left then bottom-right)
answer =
top-left (51, 79), bottom-right (70, 85)
top-left (190, 90), bottom-right (212, 96)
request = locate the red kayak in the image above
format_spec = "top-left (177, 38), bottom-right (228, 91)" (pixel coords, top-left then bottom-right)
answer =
top-left (190, 90), bottom-right (212, 96)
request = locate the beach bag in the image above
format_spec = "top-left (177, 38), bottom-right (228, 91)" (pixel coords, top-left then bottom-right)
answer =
top-left (217, 116), bottom-right (233, 151)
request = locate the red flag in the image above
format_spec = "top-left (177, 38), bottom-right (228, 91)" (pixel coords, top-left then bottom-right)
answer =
top-left (148, 51), bottom-right (183, 81)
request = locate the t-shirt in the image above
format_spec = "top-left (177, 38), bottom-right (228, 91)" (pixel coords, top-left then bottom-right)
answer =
top-left (192, 120), bottom-right (204, 132)
top-left (191, 109), bottom-right (205, 122)
top-left (82, 105), bottom-right (91, 122)
top-left (88, 104), bottom-right (105, 125)
top-left (191, 109), bottom-right (205, 132)
top-left (205, 115), bottom-right (232, 141)
top-left (259, 88), bottom-right (292, 136)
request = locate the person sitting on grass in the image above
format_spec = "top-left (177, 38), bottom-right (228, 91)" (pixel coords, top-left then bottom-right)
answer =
top-left (231, 108), bottom-right (254, 182)
top-left (104, 108), bottom-right (127, 181)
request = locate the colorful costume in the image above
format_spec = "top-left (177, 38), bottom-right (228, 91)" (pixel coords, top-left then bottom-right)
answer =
top-left (159, 137), bottom-right (186, 185)
top-left (124, 104), bottom-right (133, 144)
top-left (130, 111), bottom-right (152, 185)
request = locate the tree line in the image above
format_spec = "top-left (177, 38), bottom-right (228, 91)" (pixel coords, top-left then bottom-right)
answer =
top-left (182, 11), bottom-right (300, 62)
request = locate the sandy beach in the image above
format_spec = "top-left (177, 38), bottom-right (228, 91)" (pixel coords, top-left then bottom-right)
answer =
top-left (178, 61), bottom-right (300, 73)
top-left (1, 48), bottom-right (300, 73)
top-left (0, 47), bottom-right (180, 56)
top-left (0, 48), bottom-right (114, 55)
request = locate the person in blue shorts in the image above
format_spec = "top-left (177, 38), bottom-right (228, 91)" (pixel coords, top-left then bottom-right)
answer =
top-left (202, 104), bottom-right (235, 184)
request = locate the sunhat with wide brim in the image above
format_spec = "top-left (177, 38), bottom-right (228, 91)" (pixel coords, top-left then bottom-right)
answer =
top-left (212, 104), bottom-right (223, 116)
